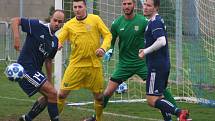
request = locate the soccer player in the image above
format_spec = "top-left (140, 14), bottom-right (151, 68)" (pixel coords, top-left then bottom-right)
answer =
top-left (87, 0), bottom-right (177, 121)
top-left (11, 10), bottom-right (65, 121)
top-left (139, 0), bottom-right (190, 121)
top-left (57, 0), bottom-right (112, 121)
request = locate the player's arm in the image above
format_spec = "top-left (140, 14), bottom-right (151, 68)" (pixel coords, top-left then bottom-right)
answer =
top-left (11, 17), bottom-right (21, 51)
top-left (103, 20), bottom-right (118, 61)
top-left (109, 19), bottom-right (118, 51)
top-left (45, 58), bottom-right (53, 83)
top-left (57, 24), bottom-right (69, 50)
top-left (139, 36), bottom-right (166, 59)
top-left (96, 16), bottom-right (112, 52)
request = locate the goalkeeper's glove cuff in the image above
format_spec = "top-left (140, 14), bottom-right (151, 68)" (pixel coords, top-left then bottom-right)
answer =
top-left (107, 49), bottom-right (113, 56)
top-left (104, 49), bottom-right (113, 61)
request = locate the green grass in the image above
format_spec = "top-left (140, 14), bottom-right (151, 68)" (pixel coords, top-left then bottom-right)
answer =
top-left (1, 62), bottom-right (215, 121)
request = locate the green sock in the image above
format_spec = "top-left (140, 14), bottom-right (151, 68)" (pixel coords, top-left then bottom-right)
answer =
top-left (163, 88), bottom-right (177, 107)
top-left (103, 95), bottom-right (110, 108)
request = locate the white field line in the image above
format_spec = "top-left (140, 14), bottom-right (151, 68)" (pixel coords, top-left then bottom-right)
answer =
top-left (0, 96), bottom-right (35, 102)
top-left (0, 96), bottom-right (162, 121)
top-left (75, 107), bottom-right (162, 121)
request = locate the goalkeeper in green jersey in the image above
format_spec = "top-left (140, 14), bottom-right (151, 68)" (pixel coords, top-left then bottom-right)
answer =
top-left (85, 0), bottom-right (177, 121)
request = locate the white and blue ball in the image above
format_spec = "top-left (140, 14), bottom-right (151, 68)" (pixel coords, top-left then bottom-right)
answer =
top-left (116, 82), bottom-right (128, 94)
top-left (5, 63), bottom-right (24, 82)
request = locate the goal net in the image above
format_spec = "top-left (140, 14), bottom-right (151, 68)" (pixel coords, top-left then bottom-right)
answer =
top-left (54, 0), bottom-right (215, 106)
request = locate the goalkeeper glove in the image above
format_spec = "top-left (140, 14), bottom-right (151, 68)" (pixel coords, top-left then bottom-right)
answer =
top-left (104, 49), bottom-right (113, 61)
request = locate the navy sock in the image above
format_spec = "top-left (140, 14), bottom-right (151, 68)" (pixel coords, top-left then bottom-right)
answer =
top-left (160, 109), bottom-right (172, 121)
top-left (47, 102), bottom-right (59, 121)
top-left (27, 100), bottom-right (47, 119)
top-left (23, 115), bottom-right (32, 121)
top-left (155, 99), bottom-right (180, 116)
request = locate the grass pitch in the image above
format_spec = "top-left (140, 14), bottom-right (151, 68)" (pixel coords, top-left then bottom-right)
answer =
top-left (1, 62), bottom-right (215, 121)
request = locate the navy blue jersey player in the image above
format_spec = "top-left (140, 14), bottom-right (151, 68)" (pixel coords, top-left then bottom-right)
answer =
top-left (139, 0), bottom-right (190, 121)
top-left (11, 10), bottom-right (64, 121)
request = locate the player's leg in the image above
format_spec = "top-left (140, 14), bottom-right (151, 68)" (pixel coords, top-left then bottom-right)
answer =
top-left (146, 70), bottom-right (189, 121)
top-left (83, 79), bottom-right (120, 121)
top-left (57, 89), bottom-right (70, 114)
top-left (92, 67), bottom-right (105, 121)
top-left (92, 93), bottom-right (104, 121)
top-left (103, 65), bottom-right (133, 108)
top-left (21, 96), bottom-right (47, 121)
top-left (138, 63), bottom-right (177, 107)
top-left (58, 66), bottom-right (85, 114)
top-left (18, 71), bottom-right (50, 121)
top-left (84, 67), bottom-right (107, 121)
top-left (103, 79), bottom-right (121, 108)
top-left (138, 66), bottom-right (174, 121)
top-left (40, 80), bottom-right (59, 121)
top-left (163, 87), bottom-right (177, 107)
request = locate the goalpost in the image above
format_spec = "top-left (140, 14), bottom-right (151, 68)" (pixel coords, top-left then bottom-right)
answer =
top-left (54, 0), bottom-right (215, 106)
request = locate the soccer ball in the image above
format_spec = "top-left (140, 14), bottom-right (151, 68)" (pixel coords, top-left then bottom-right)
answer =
top-left (5, 63), bottom-right (24, 82)
top-left (116, 82), bottom-right (128, 94)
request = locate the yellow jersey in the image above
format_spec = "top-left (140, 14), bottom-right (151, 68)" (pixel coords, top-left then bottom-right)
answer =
top-left (58, 14), bottom-right (112, 67)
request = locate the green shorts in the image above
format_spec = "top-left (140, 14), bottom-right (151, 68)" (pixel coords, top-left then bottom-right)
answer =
top-left (111, 64), bottom-right (147, 83)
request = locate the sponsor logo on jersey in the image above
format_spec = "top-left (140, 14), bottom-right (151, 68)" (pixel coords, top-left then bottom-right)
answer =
top-left (134, 26), bottom-right (139, 31)
top-left (39, 44), bottom-right (49, 56)
top-left (86, 24), bottom-right (91, 31)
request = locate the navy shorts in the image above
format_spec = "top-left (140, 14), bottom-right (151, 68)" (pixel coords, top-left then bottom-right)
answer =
top-left (146, 68), bottom-right (169, 96)
top-left (18, 70), bottom-right (47, 97)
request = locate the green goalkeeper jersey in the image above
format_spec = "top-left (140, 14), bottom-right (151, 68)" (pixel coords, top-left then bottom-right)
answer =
top-left (111, 14), bottom-right (148, 67)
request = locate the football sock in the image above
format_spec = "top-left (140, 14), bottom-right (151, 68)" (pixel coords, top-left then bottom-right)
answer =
top-left (163, 88), bottom-right (177, 107)
top-left (57, 97), bottom-right (65, 114)
top-left (27, 99), bottom-right (47, 119)
top-left (155, 99), bottom-right (181, 116)
top-left (22, 115), bottom-right (32, 121)
top-left (160, 109), bottom-right (172, 121)
top-left (103, 95), bottom-right (110, 108)
top-left (94, 100), bottom-right (103, 121)
top-left (47, 102), bottom-right (59, 121)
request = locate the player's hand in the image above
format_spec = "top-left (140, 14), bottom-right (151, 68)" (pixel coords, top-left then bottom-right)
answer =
top-left (139, 49), bottom-right (145, 59)
top-left (104, 49), bottom-right (113, 61)
top-left (96, 48), bottom-right (105, 57)
top-left (14, 37), bottom-right (20, 51)
top-left (58, 42), bottom-right (63, 50)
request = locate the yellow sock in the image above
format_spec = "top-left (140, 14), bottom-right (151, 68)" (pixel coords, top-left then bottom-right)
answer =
top-left (57, 97), bottom-right (66, 114)
top-left (94, 100), bottom-right (103, 121)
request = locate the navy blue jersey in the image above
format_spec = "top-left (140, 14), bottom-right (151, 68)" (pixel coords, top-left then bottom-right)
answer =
top-left (144, 14), bottom-right (170, 71)
top-left (17, 18), bottom-right (58, 71)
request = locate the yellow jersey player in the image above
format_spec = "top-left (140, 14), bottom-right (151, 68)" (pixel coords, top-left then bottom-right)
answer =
top-left (57, 0), bottom-right (112, 121)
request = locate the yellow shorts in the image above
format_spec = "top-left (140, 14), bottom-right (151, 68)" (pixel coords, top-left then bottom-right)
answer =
top-left (60, 65), bottom-right (104, 93)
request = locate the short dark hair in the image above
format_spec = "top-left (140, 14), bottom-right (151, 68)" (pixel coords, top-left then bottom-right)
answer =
top-left (52, 9), bottom-right (65, 16)
top-left (122, 0), bottom-right (136, 3)
top-left (153, 0), bottom-right (160, 8)
top-left (73, 0), bottom-right (86, 5)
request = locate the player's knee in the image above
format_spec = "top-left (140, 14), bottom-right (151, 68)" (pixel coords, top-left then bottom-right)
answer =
top-left (58, 92), bottom-right (67, 100)
top-left (94, 94), bottom-right (103, 102)
top-left (147, 100), bottom-right (154, 107)
top-left (38, 96), bottom-right (47, 104)
top-left (104, 89), bottom-right (112, 97)
top-left (47, 89), bottom-right (57, 101)
top-left (104, 82), bottom-right (119, 97)
top-left (146, 96), bottom-right (158, 107)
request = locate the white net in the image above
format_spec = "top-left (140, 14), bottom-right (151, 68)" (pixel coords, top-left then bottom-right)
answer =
top-left (58, 0), bottom-right (215, 106)
top-left (190, 0), bottom-right (215, 106)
